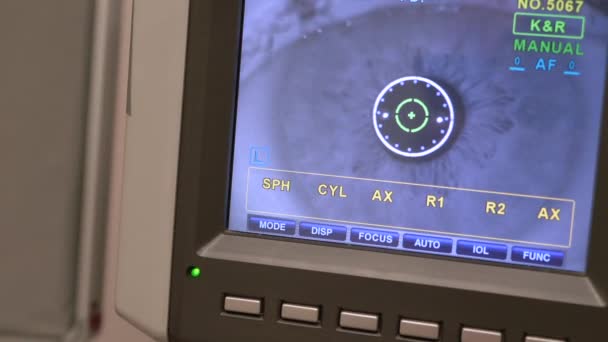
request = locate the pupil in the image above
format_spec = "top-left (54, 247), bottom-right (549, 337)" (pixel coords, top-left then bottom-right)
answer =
top-left (373, 76), bottom-right (457, 158)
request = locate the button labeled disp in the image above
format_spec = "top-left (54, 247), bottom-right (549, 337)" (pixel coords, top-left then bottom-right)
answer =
top-left (300, 222), bottom-right (347, 241)
top-left (512, 247), bottom-right (564, 266)
top-left (457, 240), bottom-right (508, 260)
top-left (403, 234), bottom-right (453, 254)
top-left (351, 228), bottom-right (399, 247)
top-left (248, 216), bottom-right (296, 235)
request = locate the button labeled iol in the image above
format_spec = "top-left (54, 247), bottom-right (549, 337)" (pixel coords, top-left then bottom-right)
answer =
top-left (457, 240), bottom-right (508, 260)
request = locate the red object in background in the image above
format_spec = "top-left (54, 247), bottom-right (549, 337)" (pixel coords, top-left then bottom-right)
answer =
top-left (90, 301), bottom-right (102, 334)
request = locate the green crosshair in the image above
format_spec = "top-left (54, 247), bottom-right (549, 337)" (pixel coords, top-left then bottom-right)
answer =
top-left (395, 98), bottom-right (430, 133)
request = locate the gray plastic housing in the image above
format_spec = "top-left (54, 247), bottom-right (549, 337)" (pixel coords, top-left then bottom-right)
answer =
top-left (115, 1), bottom-right (189, 341)
top-left (115, 1), bottom-right (608, 341)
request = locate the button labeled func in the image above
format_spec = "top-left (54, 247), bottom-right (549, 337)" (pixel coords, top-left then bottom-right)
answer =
top-left (351, 228), bottom-right (399, 247)
top-left (299, 222), bottom-right (347, 241)
top-left (457, 240), bottom-right (508, 260)
top-left (248, 216), bottom-right (296, 235)
top-left (512, 247), bottom-right (565, 266)
top-left (403, 234), bottom-right (453, 254)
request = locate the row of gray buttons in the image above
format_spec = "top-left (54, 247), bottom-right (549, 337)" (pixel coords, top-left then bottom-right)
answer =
top-left (339, 311), bottom-right (441, 340)
top-left (224, 296), bottom-right (563, 342)
top-left (223, 296), bottom-right (439, 340)
top-left (463, 327), bottom-right (565, 342)
top-left (224, 296), bottom-right (321, 323)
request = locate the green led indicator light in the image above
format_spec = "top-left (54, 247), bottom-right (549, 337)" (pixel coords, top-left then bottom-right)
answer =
top-left (188, 266), bottom-right (201, 278)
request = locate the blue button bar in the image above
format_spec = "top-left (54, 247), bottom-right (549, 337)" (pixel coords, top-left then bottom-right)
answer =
top-left (457, 240), bottom-right (508, 260)
top-left (351, 228), bottom-right (399, 247)
top-left (300, 222), bottom-right (347, 241)
top-left (512, 247), bottom-right (565, 267)
top-left (403, 234), bottom-right (453, 254)
top-left (247, 216), bottom-right (296, 235)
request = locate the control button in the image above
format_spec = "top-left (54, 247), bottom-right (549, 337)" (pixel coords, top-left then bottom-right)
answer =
top-left (223, 296), bottom-right (263, 316)
top-left (299, 222), bottom-right (347, 241)
top-left (461, 327), bottom-right (502, 342)
top-left (281, 303), bottom-right (320, 324)
top-left (526, 336), bottom-right (566, 342)
top-left (351, 228), bottom-right (399, 247)
top-left (403, 234), bottom-right (453, 254)
top-left (512, 247), bottom-right (565, 267)
top-left (457, 240), bottom-right (508, 260)
top-left (399, 319), bottom-right (440, 340)
top-left (339, 311), bottom-right (379, 333)
top-left (247, 216), bottom-right (296, 236)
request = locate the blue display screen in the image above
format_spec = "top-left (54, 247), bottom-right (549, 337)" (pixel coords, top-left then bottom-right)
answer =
top-left (228, 0), bottom-right (608, 272)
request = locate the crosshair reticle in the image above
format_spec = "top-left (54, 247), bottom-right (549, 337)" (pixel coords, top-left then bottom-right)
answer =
top-left (373, 76), bottom-right (456, 158)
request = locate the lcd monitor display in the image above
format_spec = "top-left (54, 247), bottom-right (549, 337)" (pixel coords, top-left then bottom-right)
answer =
top-left (228, 0), bottom-right (608, 272)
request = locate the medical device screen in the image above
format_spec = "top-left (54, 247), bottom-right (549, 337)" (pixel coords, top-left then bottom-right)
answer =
top-left (228, 0), bottom-right (608, 272)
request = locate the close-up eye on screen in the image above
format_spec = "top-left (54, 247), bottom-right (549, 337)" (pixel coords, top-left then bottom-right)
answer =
top-left (228, 0), bottom-right (608, 273)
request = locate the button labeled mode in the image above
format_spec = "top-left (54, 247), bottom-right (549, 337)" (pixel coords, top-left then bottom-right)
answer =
top-left (300, 222), bottom-right (347, 241)
top-left (248, 216), bottom-right (296, 235)
top-left (403, 234), bottom-right (453, 254)
top-left (351, 228), bottom-right (399, 247)
top-left (224, 296), bottom-right (263, 316)
top-left (512, 247), bottom-right (565, 266)
top-left (457, 240), bottom-right (508, 260)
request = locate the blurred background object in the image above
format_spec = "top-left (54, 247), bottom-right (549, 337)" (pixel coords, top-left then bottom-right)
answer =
top-left (0, 0), bottom-right (150, 341)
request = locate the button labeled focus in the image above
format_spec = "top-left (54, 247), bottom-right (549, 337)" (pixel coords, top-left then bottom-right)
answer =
top-left (247, 216), bottom-right (296, 235)
top-left (300, 222), bottom-right (347, 241)
top-left (512, 247), bottom-right (565, 266)
top-left (351, 228), bottom-right (399, 247)
top-left (403, 234), bottom-right (453, 254)
top-left (457, 240), bottom-right (508, 260)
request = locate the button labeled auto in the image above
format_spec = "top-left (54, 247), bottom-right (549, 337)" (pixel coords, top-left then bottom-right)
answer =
top-left (403, 234), bottom-right (453, 254)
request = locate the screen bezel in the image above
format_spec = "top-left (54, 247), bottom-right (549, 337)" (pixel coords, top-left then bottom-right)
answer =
top-left (168, 1), bottom-right (608, 340)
